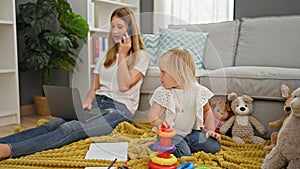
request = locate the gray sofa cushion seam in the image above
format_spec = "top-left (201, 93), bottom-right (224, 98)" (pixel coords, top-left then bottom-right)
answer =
top-left (232, 20), bottom-right (241, 67)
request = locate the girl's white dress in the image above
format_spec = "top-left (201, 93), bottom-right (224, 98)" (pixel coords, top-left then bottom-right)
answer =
top-left (150, 83), bottom-right (214, 136)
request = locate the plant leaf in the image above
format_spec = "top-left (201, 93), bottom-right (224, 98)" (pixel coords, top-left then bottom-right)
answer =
top-left (59, 12), bottom-right (89, 39)
top-left (36, 0), bottom-right (57, 28)
top-left (18, 2), bottom-right (36, 26)
top-left (44, 31), bottom-right (73, 52)
top-left (56, 0), bottom-right (72, 17)
top-left (19, 49), bottom-right (51, 72)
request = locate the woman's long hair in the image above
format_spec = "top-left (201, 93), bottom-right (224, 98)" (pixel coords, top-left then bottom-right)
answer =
top-left (104, 7), bottom-right (146, 70)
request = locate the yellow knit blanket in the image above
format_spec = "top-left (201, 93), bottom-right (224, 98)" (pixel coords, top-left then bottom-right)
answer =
top-left (0, 120), bottom-right (271, 169)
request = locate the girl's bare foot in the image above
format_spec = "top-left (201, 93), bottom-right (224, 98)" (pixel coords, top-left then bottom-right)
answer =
top-left (0, 144), bottom-right (11, 160)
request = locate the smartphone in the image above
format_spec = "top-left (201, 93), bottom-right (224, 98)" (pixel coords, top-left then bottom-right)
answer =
top-left (121, 26), bottom-right (132, 43)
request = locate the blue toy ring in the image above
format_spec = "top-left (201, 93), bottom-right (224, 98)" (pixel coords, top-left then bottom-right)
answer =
top-left (177, 162), bottom-right (194, 169)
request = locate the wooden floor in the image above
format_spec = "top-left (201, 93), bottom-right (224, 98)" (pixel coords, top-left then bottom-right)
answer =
top-left (0, 111), bottom-right (54, 138)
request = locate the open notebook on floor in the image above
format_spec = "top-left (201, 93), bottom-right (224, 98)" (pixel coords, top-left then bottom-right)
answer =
top-left (85, 142), bottom-right (128, 162)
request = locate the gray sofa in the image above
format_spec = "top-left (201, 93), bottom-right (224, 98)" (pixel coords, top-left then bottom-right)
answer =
top-left (134, 15), bottom-right (300, 139)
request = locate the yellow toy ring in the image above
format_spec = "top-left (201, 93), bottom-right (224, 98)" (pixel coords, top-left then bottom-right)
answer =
top-left (150, 154), bottom-right (177, 165)
top-left (157, 128), bottom-right (176, 138)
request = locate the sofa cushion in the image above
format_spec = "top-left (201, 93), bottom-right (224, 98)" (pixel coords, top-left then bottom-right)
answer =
top-left (140, 67), bottom-right (161, 94)
top-left (199, 66), bottom-right (300, 100)
top-left (235, 15), bottom-right (300, 68)
top-left (141, 34), bottom-right (160, 66)
top-left (169, 20), bottom-right (240, 70)
top-left (157, 28), bottom-right (208, 70)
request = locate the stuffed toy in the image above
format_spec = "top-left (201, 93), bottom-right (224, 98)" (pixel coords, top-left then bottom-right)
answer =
top-left (264, 84), bottom-right (292, 150)
top-left (220, 92), bottom-right (266, 144)
top-left (261, 87), bottom-right (300, 169)
top-left (212, 99), bottom-right (233, 134)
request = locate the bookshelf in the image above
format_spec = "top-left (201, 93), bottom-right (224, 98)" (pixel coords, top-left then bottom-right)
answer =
top-left (69, 0), bottom-right (140, 99)
top-left (0, 0), bottom-right (20, 126)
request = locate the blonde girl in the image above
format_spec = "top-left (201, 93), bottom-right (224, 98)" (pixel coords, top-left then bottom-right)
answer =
top-left (148, 48), bottom-right (220, 157)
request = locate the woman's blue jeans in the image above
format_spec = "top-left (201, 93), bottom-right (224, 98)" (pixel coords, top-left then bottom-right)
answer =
top-left (0, 95), bottom-right (133, 158)
top-left (153, 129), bottom-right (221, 158)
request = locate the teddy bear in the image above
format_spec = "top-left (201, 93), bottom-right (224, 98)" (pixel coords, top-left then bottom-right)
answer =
top-left (212, 99), bottom-right (233, 134)
top-left (220, 92), bottom-right (266, 144)
top-left (264, 84), bottom-right (293, 150)
top-left (261, 87), bottom-right (300, 169)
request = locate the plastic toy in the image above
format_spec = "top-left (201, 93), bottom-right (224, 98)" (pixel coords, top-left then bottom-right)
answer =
top-left (177, 162), bottom-right (194, 169)
top-left (148, 126), bottom-right (177, 169)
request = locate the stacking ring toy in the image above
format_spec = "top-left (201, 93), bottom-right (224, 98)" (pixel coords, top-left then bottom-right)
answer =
top-left (177, 162), bottom-right (194, 169)
top-left (157, 127), bottom-right (176, 138)
top-left (149, 126), bottom-right (178, 169)
top-left (150, 154), bottom-right (177, 166)
top-left (148, 161), bottom-right (177, 169)
top-left (153, 142), bottom-right (176, 153)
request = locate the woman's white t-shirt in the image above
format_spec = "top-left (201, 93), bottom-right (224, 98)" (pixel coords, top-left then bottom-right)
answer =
top-left (93, 50), bottom-right (149, 114)
top-left (149, 84), bottom-right (214, 136)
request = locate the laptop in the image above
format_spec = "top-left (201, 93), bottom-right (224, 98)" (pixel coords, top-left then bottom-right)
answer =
top-left (43, 85), bottom-right (105, 123)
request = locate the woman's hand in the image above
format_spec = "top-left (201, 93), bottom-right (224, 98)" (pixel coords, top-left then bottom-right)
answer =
top-left (83, 74), bottom-right (99, 111)
top-left (206, 130), bottom-right (221, 140)
top-left (118, 32), bottom-right (131, 59)
top-left (82, 99), bottom-right (93, 111)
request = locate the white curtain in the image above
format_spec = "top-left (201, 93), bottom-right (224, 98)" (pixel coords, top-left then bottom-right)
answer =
top-left (153, 0), bottom-right (234, 33)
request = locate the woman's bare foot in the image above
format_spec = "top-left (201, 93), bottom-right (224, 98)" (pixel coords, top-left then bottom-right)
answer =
top-left (0, 144), bottom-right (11, 160)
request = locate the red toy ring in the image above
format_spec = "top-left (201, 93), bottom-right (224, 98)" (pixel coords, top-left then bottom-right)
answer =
top-left (148, 161), bottom-right (177, 169)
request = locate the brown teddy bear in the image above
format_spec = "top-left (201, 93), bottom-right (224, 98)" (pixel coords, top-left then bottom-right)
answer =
top-left (220, 92), bottom-right (266, 144)
top-left (264, 84), bottom-right (293, 150)
top-left (261, 87), bottom-right (300, 169)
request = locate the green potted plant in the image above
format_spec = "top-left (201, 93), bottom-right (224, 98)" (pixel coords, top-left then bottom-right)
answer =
top-left (17, 0), bottom-right (89, 115)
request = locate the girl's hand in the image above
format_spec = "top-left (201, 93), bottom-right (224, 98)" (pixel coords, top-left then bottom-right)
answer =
top-left (118, 32), bottom-right (131, 59)
top-left (206, 130), bottom-right (221, 140)
top-left (158, 121), bottom-right (171, 130)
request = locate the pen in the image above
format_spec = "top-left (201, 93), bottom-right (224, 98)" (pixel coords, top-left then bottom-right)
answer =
top-left (108, 158), bottom-right (117, 169)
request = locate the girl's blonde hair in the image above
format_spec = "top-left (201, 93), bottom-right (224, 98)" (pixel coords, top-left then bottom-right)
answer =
top-left (104, 7), bottom-right (147, 69)
top-left (159, 48), bottom-right (197, 89)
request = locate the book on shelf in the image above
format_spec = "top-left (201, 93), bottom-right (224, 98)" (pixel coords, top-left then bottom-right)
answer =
top-left (90, 37), bottom-right (108, 65)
